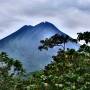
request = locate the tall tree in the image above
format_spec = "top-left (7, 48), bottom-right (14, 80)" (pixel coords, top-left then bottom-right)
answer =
top-left (39, 34), bottom-right (77, 51)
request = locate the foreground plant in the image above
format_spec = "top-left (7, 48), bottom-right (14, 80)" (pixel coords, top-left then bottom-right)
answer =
top-left (0, 52), bottom-right (25, 90)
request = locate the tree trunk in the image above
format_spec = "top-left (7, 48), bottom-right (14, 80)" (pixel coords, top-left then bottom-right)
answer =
top-left (63, 42), bottom-right (65, 51)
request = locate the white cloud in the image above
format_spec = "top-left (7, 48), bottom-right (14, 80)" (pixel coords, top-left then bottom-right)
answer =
top-left (0, 0), bottom-right (90, 39)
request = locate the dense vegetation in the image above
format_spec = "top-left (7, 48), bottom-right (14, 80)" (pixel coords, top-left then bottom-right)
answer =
top-left (0, 31), bottom-right (90, 90)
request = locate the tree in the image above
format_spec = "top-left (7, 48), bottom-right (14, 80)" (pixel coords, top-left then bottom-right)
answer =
top-left (0, 52), bottom-right (24, 90)
top-left (77, 31), bottom-right (90, 55)
top-left (39, 34), bottom-right (77, 51)
top-left (77, 31), bottom-right (90, 44)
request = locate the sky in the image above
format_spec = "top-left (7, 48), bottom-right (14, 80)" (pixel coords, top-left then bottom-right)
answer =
top-left (0, 0), bottom-right (90, 39)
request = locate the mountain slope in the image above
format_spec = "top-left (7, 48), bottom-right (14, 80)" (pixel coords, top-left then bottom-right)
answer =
top-left (0, 22), bottom-right (79, 72)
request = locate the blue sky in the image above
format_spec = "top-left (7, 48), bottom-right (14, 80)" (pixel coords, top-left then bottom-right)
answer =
top-left (0, 0), bottom-right (90, 39)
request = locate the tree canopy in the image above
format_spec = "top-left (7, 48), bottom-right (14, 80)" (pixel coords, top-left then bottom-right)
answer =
top-left (39, 34), bottom-right (77, 51)
top-left (77, 31), bottom-right (90, 44)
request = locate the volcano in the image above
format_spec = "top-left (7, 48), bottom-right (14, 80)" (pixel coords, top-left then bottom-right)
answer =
top-left (0, 22), bottom-right (79, 72)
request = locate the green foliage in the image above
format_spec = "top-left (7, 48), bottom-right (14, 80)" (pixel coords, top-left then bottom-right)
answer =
top-left (42, 49), bottom-right (90, 90)
top-left (77, 31), bottom-right (90, 44)
top-left (0, 32), bottom-right (90, 90)
top-left (0, 52), bottom-right (25, 90)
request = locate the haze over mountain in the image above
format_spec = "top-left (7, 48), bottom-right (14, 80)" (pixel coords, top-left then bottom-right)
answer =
top-left (0, 22), bottom-right (79, 72)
